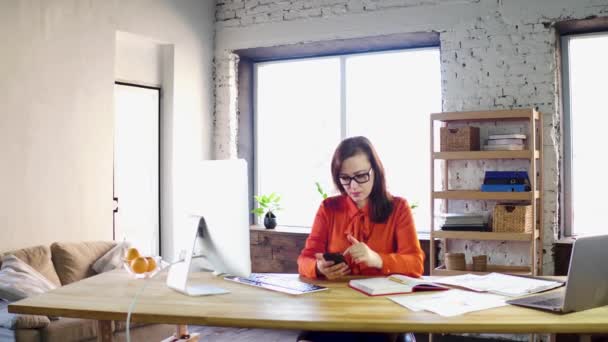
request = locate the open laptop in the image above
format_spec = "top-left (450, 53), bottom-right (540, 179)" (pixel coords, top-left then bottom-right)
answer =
top-left (507, 234), bottom-right (608, 313)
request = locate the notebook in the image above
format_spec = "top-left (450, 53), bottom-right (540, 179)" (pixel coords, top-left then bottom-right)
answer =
top-left (348, 275), bottom-right (449, 296)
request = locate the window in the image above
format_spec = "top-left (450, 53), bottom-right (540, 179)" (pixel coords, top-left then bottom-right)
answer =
top-left (562, 32), bottom-right (608, 236)
top-left (255, 48), bottom-right (441, 231)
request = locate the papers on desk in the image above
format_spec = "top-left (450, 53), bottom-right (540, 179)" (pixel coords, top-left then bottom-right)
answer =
top-left (389, 289), bottom-right (507, 317)
top-left (434, 273), bottom-right (564, 297)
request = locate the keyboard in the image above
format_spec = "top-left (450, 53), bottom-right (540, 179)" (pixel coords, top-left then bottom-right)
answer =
top-left (224, 273), bottom-right (328, 295)
top-left (507, 292), bottom-right (564, 311)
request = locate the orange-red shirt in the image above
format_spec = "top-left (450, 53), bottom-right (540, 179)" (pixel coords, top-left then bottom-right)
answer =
top-left (298, 195), bottom-right (425, 279)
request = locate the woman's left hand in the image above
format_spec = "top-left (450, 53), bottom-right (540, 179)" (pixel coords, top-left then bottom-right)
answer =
top-left (343, 234), bottom-right (383, 269)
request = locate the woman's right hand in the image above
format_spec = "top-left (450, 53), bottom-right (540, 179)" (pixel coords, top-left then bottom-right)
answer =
top-left (314, 253), bottom-right (350, 280)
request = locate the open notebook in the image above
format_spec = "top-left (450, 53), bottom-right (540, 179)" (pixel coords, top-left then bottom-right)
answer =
top-left (349, 275), bottom-right (449, 296)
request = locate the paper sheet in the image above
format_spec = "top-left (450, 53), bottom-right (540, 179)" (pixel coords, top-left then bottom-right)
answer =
top-left (388, 289), bottom-right (508, 317)
top-left (434, 273), bottom-right (563, 297)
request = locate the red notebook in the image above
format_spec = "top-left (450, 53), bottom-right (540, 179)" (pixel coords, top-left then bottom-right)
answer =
top-left (348, 274), bottom-right (449, 296)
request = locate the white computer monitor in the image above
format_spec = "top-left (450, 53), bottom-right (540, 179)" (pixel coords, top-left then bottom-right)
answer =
top-left (167, 159), bottom-right (251, 296)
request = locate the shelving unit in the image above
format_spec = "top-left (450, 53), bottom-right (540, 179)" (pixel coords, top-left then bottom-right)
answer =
top-left (430, 108), bottom-right (543, 276)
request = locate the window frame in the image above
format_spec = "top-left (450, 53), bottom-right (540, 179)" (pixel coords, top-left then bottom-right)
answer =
top-left (560, 31), bottom-right (608, 237)
top-left (235, 33), bottom-right (440, 229)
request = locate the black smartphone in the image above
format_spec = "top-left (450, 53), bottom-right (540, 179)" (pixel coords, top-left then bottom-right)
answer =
top-left (323, 252), bottom-right (346, 265)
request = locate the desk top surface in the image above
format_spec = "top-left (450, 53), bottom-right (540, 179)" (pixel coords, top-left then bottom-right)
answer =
top-left (9, 270), bottom-right (608, 334)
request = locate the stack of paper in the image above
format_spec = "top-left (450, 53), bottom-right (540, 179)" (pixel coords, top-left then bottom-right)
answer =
top-left (483, 133), bottom-right (526, 151)
top-left (440, 213), bottom-right (488, 231)
top-left (389, 289), bottom-right (508, 317)
top-left (434, 273), bottom-right (564, 297)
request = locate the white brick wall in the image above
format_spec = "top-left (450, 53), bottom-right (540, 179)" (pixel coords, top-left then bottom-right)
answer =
top-left (214, 0), bottom-right (608, 274)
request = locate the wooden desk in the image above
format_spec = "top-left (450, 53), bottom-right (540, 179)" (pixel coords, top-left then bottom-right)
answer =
top-left (9, 270), bottom-right (608, 341)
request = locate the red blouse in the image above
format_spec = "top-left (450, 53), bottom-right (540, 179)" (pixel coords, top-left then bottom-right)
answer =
top-left (298, 195), bottom-right (425, 279)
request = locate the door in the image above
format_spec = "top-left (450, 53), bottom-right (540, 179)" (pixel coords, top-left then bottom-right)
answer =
top-left (113, 83), bottom-right (160, 256)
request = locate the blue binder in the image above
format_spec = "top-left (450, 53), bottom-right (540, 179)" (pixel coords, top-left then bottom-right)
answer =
top-left (482, 171), bottom-right (530, 192)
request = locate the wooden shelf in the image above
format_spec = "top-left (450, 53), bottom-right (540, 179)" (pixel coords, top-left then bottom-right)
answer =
top-left (432, 231), bottom-right (533, 241)
top-left (433, 150), bottom-right (539, 160)
top-left (430, 108), bottom-right (543, 276)
top-left (432, 190), bottom-right (539, 201)
top-left (431, 109), bottom-right (538, 121)
top-left (433, 264), bottom-right (532, 276)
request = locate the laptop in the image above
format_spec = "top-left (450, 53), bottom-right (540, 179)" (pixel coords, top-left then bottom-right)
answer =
top-left (507, 234), bottom-right (608, 313)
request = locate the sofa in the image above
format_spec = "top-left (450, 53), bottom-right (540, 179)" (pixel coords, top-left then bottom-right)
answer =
top-left (0, 241), bottom-right (175, 342)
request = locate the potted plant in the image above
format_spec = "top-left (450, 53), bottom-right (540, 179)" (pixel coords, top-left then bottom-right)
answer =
top-left (252, 192), bottom-right (282, 229)
top-left (315, 182), bottom-right (328, 199)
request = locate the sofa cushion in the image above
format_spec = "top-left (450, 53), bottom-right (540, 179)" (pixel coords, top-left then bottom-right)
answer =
top-left (92, 241), bottom-right (130, 274)
top-left (51, 241), bottom-right (116, 285)
top-left (1, 245), bottom-right (61, 287)
top-left (40, 317), bottom-right (97, 342)
top-left (112, 319), bottom-right (150, 332)
top-left (0, 299), bottom-right (51, 330)
top-left (0, 255), bottom-right (58, 302)
top-left (113, 323), bottom-right (175, 342)
top-left (12, 328), bottom-right (42, 342)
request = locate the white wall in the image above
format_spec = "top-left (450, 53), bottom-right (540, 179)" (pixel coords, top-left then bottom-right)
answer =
top-left (0, 0), bottom-right (216, 257)
top-left (214, 0), bottom-right (608, 274)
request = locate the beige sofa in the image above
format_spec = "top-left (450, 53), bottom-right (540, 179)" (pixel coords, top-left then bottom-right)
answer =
top-left (0, 241), bottom-right (174, 342)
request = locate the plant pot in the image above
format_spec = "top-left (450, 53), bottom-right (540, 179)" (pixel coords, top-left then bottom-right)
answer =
top-left (264, 212), bottom-right (277, 229)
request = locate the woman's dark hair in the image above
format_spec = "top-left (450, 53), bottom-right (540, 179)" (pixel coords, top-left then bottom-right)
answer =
top-left (331, 136), bottom-right (393, 223)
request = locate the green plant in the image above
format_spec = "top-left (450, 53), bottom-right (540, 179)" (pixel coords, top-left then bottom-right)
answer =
top-left (315, 182), bottom-right (328, 199)
top-left (251, 192), bottom-right (282, 217)
top-left (410, 201), bottom-right (419, 210)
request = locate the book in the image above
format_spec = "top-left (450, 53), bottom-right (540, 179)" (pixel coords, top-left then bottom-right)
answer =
top-left (488, 133), bottom-right (527, 140)
top-left (487, 138), bottom-right (525, 145)
top-left (441, 225), bottom-right (490, 232)
top-left (481, 184), bottom-right (529, 192)
top-left (482, 144), bottom-right (524, 151)
top-left (434, 273), bottom-right (564, 297)
top-left (348, 275), bottom-right (449, 296)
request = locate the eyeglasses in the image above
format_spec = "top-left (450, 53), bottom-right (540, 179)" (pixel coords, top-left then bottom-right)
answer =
top-left (338, 168), bottom-right (373, 186)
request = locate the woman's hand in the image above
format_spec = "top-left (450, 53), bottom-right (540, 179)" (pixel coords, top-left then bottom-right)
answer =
top-left (314, 253), bottom-right (350, 280)
top-left (344, 234), bottom-right (383, 269)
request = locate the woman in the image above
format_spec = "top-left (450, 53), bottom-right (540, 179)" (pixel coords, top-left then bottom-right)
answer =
top-left (297, 136), bottom-right (424, 342)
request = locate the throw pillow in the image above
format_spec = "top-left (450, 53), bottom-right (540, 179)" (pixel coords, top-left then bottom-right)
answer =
top-left (0, 255), bottom-right (57, 302)
top-left (92, 241), bottom-right (131, 273)
top-left (51, 241), bottom-right (115, 285)
top-left (0, 299), bottom-right (50, 329)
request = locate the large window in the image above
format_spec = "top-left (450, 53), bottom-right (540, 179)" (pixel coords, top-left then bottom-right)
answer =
top-left (562, 33), bottom-right (608, 237)
top-left (255, 48), bottom-right (441, 231)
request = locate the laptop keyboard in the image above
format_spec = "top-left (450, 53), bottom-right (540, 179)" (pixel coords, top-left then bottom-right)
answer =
top-left (511, 293), bottom-right (564, 307)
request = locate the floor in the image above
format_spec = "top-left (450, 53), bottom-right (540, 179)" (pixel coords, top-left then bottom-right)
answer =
top-left (186, 328), bottom-right (608, 342)
top-left (187, 327), bottom-right (435, 342)
top-left (189, 326), bottom-right (300, 342)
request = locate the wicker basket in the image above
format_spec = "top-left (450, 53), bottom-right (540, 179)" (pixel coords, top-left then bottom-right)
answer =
top-left (445, 252), bottom-right (466, 270)
top-left (440, 126), bottom-right (480, 151)
top-left (472, 255), bottom-right (488, 272)
top-left (492, 204), bottom-right (533, 233)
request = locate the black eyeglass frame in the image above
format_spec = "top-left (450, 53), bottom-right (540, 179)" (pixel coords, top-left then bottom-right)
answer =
top-left (338, 168), bottom-right (373, 186)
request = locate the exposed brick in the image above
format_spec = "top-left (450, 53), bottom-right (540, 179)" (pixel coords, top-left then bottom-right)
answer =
top-left (215, 0), bottom-right (608, 275)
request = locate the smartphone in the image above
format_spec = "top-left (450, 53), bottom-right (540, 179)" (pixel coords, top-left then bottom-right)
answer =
top-left (323, 252), bottom-right (346, 265)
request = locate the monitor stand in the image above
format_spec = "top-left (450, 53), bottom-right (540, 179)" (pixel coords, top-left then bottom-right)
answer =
top-left (181, 284), bottom-right (229, 296)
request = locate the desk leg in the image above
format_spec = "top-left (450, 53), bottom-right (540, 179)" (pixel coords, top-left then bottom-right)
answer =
top-left (97, 320), bottom-right (113, 342)
top-left (160, 325), bottom-right (200, 342)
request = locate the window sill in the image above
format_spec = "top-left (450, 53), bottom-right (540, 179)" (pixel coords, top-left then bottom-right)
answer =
top-left (250, 225), bottom-right (431, 240)
top-left (555, 236), bottom-right (577, 245)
